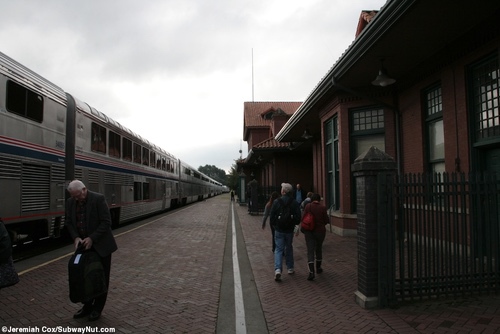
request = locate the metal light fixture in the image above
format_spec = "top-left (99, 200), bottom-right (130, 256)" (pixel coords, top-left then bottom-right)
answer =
top-left (372, 60), bottom-right (396, 87)
top-left (301, 129), bottom-right (313, 140)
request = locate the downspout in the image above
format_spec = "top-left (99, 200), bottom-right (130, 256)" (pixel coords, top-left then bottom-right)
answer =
top-left (394, 106), bottom-right (402, 176)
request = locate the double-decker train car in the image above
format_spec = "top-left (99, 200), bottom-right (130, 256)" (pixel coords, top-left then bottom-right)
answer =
top-left (0, 51), bottom-right (224, 244)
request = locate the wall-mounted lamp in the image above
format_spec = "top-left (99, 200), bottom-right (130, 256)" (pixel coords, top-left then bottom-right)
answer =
top-left (371, 60), bottom-right (396, 87)
top-left (301, 129), bottom-right (313, 140)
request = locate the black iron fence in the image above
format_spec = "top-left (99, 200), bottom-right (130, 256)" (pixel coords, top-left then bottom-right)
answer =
top-left (247, 186), bottom-right (281, 214)
top-left (380, 172), bottom-right (500, 306)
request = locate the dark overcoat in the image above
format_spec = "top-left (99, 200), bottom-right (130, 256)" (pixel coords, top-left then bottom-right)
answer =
top-left (65, 191), bottom-right (118, 257)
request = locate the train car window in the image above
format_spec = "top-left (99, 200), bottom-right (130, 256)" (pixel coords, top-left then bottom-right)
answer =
top-left (161, 157), bottom-right (166, 171)
top-left (109, 131), bottom-right (121, 158)
top-left (122, 138), bottom-right (132, 161)
top-left (91, 123), bottom-right (106, 154)
top-left (134, 182), bottom-right (142, 201)
top-left (133, 143), bottom-right (141, 164)
top-left (143, 182), bottom-right (150, 200)
top-left (6, 80), bottom-right (44, 123)
top-left (142, 147), bottom-right (149, 166)
top-left (156, 154), bottom-right (162, 170)
top-left (149, 151), bottom-right (156, 168)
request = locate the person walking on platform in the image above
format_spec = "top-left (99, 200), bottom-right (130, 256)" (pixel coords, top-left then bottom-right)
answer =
top-left (66, 180), bottom-right (118, 321)
top-left (293, 184), bottom-right (307, 206)
top-left (300, 192), bottom-right (313, 212)
top-left (270, 183), bottom-right (300, 281)
top-left (262, 191), bottom-right (279, 252)
top-left (301, 193), bottom-right (329, 281)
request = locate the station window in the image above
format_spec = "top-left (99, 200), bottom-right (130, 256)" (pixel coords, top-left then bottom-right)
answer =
top-left (6, 80), bottom-right (43, 123)
top-left (351, 108), bottom-right (385, 158)
top-left (133, 143), bottom-right (141, 164)
top-left (470, 54), bottom-right (500, 142)
top-left (350, 107), bottom-right (385, 212)
top-left (91, 123), bottom-right (107, 154)
top-left (122, 138), bottom-right (132, 161)
top-left (424, 84), bottom-right (444, 174)
top-left (324, 116), bottom-right (339, 211)
top-left (109, 131), bottom-right (121, 158)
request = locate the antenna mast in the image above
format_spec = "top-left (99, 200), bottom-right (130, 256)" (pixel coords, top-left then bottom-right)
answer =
top-left (252, 48), bottom-right (254, 102)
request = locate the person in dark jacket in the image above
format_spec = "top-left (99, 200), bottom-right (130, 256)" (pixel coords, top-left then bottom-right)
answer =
top-left (293, 184), bottom-right (307, 205)
top-left (0, 218), bottom-right (19, 289)
top-left (262, 191), bottom-right (280, 252)
top-left (270, 183), bottom-right (301, 281)
top-left (302, 193), bottom-right (329, 281)
top-left (66, 180), bottom-right (118, 321)
top-left (0, 218), bottom-right (12, 264)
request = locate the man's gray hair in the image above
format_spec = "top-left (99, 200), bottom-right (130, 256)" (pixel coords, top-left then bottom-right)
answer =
top-left (67, 180), bottom-right (86, 192)
top-left (281, 183), bottom-right (293, 194)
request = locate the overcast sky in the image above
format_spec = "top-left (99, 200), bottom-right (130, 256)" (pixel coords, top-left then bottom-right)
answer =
top-left (1, 0), bottom-right (387, 173)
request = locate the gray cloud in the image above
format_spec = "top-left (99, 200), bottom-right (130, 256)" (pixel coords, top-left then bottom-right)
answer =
top-left (0, 0), bottom-right (387, 172)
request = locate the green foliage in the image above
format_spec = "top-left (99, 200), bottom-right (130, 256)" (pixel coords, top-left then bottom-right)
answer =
top-left (226, 162), bottom-right (240, 190)
top-left (198, 164), bottom-right (227, 185)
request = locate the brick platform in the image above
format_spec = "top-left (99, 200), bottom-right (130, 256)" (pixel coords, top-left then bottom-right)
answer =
top-left (1, 194), bottom-right (499, 333)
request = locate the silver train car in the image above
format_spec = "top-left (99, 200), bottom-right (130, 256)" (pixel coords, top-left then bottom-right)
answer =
top-left (0, 52), bottom-right (224, 244)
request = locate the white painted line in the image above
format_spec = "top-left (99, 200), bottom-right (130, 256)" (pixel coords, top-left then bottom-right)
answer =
top-left (232, 202), bottom-right (246, 333)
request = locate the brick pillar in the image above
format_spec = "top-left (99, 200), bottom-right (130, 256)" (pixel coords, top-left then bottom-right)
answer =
top-left (351, 146), bottom-right (396, 309)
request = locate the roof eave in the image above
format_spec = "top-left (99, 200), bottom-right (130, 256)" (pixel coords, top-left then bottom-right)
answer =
top-left (275, 0), bottom-right (415, 142)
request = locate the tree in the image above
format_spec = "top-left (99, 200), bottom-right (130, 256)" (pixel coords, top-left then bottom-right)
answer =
top-left (226, 161), bottom-right (240, 191)
top-left (198, 164), bottom-right (227, 185)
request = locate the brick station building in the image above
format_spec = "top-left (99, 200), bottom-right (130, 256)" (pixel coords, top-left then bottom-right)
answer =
top-left (240, 0), bottom-right (500, 235)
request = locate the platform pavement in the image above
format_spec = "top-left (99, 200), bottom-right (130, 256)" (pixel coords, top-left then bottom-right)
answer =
top-left (1, 194), bottom-right (499, 333)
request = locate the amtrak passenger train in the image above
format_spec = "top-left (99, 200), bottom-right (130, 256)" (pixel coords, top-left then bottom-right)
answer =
top-left (0, 51), bottom-right (224, 245)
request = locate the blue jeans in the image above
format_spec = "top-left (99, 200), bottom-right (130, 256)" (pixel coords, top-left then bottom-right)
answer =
top-left (274, 230), bottom-right (295, 272)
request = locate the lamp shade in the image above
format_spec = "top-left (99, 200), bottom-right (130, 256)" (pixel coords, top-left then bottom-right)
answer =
top-left (372, 68), bottom-right (396, 87)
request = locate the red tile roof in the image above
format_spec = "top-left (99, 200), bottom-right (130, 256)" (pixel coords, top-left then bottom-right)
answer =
top-left (355, 10), bottom-right (379, 38)
top-left (243, 101), bottom-right (302, 129)
top-left (253, 137), bottom-right (290, 150)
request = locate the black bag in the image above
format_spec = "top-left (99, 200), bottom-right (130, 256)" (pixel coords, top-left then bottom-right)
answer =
top-left (0, 257), bottom-right (19, 289)
top-left (68, 246), bottom-right (107, 303)
top-left (276, 198), bottom-right (295, 230)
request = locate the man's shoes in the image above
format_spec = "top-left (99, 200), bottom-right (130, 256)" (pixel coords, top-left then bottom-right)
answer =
top-left (317, 268), bottom-right (323, 274)
top-left (73, 307), bottom-right (91, 319)
top-left (274, 270), bottom-right (282, 282)
top-left (287, 268), bottom-right (295, 274)
top-left (307, 272), bottom-right (315, 281)
top-left (88, 310), bottom-right (101, 321)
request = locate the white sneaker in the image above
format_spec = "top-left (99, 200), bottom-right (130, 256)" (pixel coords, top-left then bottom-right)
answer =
top-left (287, 269), bottom-right (295, 275)
top-left (274, 270), bottom-right (282, 281)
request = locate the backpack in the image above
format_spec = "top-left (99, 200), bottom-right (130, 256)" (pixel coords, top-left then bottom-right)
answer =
top-left (276, 198), bottom-right (295, 230)
top-left (301, 211), bottom-right (315, 231)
